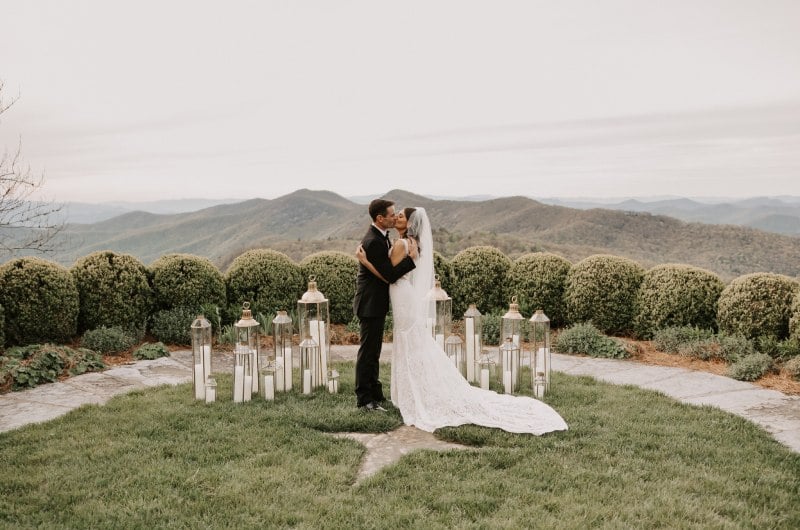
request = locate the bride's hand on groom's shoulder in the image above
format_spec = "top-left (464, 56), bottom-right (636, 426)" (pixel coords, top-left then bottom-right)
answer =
top-left (407, 238), bottom-right (418, 259)
top-left (355, 244), bottom-right (367, 264)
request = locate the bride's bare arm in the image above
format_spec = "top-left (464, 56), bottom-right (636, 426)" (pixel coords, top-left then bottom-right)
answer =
top-left (356, 244), bottom-right (388, 283)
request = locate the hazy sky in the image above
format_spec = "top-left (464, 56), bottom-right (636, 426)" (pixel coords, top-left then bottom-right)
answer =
top-left (2, 0), bottom-right (799, 202)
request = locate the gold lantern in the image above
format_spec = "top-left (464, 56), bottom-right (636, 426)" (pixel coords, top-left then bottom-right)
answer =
top-left (190, 314), bottom-right (212, 401)
top-left (427, 275), bottom-right (452, 349)
top-left (234, 302), bottom-right (260, 400)
top-left (529, 309), bottom-right (551, 398)
top-left (272, 311), bottom-right (293, 392)
top-left (297, 276), bottom-right (330, 392)
top-left (445, 334), bottom-right (465, 376)
top-left (500, 297), bottom-right (524, 394)
top-left (463, 304), bottom-right (483, 383)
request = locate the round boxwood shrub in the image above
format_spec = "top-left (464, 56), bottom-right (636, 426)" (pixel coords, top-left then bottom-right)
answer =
top-left (717, 273), bottom-right (799, 340)
top-left (149, 253), bottom-right (225, 311)
top-left (507, 252), bottom-right (571, 327)
top-left (0, 304), bottom-right (4, 349)
top-left (635, 264), bottom-right (725, 338)
top-left (149, 306), bottom-right (196, 345)
top-left (450, 246), bottom-right (512, 317)
top-left (0, 257), bottom-right (79, 345)
top-left (71, 251), bottom-right (153, 333)
top-left (790, 293), bottom-right (800, 341)
top-left (554, 322), bottom-right (628, 359)
top-left (225, 249), bottom-right (303, 319)
top-left (785, 356), bottom-right (800, 381)
top-left (564, 254), bottom-right (645, 335)
top-left (433, 251), bottom-right (454, 301)
top-left (80, 326), bottom-right (137, 355)
top-left (299, 251), bottom-right (358, 324)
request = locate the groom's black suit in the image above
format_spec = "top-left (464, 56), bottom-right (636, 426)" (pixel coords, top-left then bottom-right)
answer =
top-left (353, 224), bottom-right (416, 407)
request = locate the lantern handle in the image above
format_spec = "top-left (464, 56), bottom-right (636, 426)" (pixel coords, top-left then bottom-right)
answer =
top-left (308, 274), bottom-right (316, 282)
top-left (242, 301), bottom-right (250, 310)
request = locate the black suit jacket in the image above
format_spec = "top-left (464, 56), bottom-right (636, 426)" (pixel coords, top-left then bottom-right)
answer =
top-left (353, 225), bottom-right (416, 318)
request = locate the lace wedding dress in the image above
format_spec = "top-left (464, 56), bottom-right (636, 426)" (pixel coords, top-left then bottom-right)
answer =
top-left (389, 208), bottom-right (568, 434)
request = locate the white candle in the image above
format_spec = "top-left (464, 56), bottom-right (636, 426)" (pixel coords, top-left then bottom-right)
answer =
top-left (202, 344), bottom-right (212, 382)
top-left (465, 319), bottom-right (476, 382)
top-left (263, 374), bottom-right (275, 400)
top-left (205, 381), bottom-right (216, 403)
top-left (250, 349), bottom-right (259, 394)
top-left (512, 334), bottom-right (520, 347)
top-left (283, 346), bottom-right (293, 391)
top-left (542, 347), bottom-right (550, 388)
top-left (435, 334), bottom-right (444, 349)
top-left (534, 372), bottom-right (545, 399)
top-left (275, 357), bottom-right (285, 392)
top-left (233, 365), bottom-right (244, 403)
top-left (194, 363), bottom-right (205, 400)
top-left (327, 379), bottom-right (339, 394)
top-left (480, 368), bottom-right (490, 390)
top-left (243, 375), bottom-right (252, 401)
top-left (303, 369), bottom-right (312, 395)
top-left (310, 320), bottom-right (328, 386)
top-left (503, 370), bottom-right (512, 394)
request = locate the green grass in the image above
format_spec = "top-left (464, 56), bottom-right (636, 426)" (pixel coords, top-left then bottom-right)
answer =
top-left (0, 362), bottom-right (798, 528)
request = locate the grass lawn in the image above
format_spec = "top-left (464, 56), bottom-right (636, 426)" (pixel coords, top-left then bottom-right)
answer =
top-left (0, 362), bottom-right (798, 528)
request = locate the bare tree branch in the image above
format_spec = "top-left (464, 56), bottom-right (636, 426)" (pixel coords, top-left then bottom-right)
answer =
top-left (0, 80), bottom-right (65, 257)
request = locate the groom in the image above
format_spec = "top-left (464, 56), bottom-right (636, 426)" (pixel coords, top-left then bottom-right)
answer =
top-left (353, 199), bottom-right (417, 411)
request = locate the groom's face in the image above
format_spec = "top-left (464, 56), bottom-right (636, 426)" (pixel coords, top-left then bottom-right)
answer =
top-left (376, 206), bottom-right (397, 230)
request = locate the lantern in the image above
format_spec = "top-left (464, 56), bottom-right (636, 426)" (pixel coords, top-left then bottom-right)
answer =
top-left (500, 297), bottom-right (524, 394)
top-left (477, 350), bottom-right (496, 390)
top-left (234, 302), bottom-right (260, 398)
top-left (463, 304), bottom-right (482, 383)
top-left (261, 363), bottom-right (276, 401)
top-left (204, 377), bottom-right (217, 403)
top-left (233, 347), bottom-right (252, 403)
top-left (529, 309), bottom-right (551, 398)
top-left (190, 314), bottom-right (212, 401)
top-left (272, 311), bottom-right (293, 392)
top-left (298, 276), bottom-right (330, 392)
top-left (327, 369), bottom-right (340, 394)
top-left (427, 275), bottom-right (451, 349)
top-left (445, 334), bottom-right (465, 376)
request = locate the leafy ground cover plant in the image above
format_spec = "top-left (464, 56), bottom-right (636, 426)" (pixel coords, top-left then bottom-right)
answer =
top-left (0, 344), bottom-right (104, 391)
top-left (133, 342), bottom-right (170, 360)
top-left (728, 353), bottom-right (773, 381)
top-left (554, 322), bottom-right (628, 359)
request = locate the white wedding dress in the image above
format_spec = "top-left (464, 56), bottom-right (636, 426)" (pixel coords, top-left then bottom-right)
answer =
top-left (388, 209), bottom-right (568, 435)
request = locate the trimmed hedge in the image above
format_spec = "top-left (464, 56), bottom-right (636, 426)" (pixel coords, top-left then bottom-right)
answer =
top-left (71, 251), bottom-right (153, 333)
top-left (507, 252), bottom-right (571, 326)
top-left (225, 249), bottom-right (303, 319)
top-left (150, 306), bottom-right (196, 345)
top-left (81, 326), bottom-right (137, 355)
top-left (790, 293), bottom-right (800, 341)
top-left (149, 253), bottom-right (225, 311)
top-left (635, 264), bottom-right (725, 338)
top-left (0, 257), bottom-right (79, 346)
top-left (299, 251), bottom-right (358, 324)
top-left (565, 254), bottom-right (645, 335)
top-left (450, 246), bottom-right (512, 317)
top-left (717, 273), bottom-right (799, 340)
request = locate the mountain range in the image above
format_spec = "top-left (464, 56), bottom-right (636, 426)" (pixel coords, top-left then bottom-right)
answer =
top-left (24, 189), bottom-right (800, 282)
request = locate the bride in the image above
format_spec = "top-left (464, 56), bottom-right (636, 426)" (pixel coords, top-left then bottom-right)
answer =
top-left (356, 207), bottom-right (568, 435)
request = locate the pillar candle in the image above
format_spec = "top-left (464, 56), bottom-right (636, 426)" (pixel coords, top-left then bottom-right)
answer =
top-left (263, 374), bottom-right (275, 400)
top-left (328, 379), bottom-right (338, 394)
top-left (194, 363), bottom-right (205, 400)
top-left (275, 357), bottom-right (285, 392)
top-left (202, 344), bottom-right (211, 382)
top-left (243, 375), bottom-right (252, 401)
top-left (283, 346), bottom-right (293, 391)
top-left (303, 369), bottom-right (312, 395)
top-left (465, 319), bottom-right (476, 382)
top-left (480, 368), bottom-right (490, 390)
top-left (310, 320), bottom-right (328, 386)
top-left (233, 365), bottom-right (244, 403)
top-left (205, 381), bottom-right (216, 403)
top-left (542, 347), bottom-right (550, 387)
top-left (503, 370), bottom-right (512, 394)
top-left (250, 349), bottom-right (259, 394)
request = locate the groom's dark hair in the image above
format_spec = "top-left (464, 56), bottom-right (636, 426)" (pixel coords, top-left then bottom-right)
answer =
top-left (369, 199), bottom-right (394, 221)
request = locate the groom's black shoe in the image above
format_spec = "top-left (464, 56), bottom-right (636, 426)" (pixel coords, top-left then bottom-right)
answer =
top-left (364, 401), bottom-right (387, 412)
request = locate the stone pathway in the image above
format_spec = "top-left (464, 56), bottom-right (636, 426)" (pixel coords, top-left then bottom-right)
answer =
top-left (0, 344), bottom-right (798, 484)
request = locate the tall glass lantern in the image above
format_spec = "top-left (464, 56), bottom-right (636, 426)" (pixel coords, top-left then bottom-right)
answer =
top-left (297, 276), bottom-right (329, 391)
top-left (463, 304), bottom-right (482, 383)
top-left (500, 297), bottom-right (524, 394)
top-left (272, 311), bottom-right (293, 392)
top-left (427, 275), bottom-right (452, 349)
top-left (529, 309), bottom-right (551, 398)
top-left (445, 334), bottom-right (465, 376)
top-left (190, 315), bottom-right (212, 401)
top-left (234, 302), bottom-right (260, 397)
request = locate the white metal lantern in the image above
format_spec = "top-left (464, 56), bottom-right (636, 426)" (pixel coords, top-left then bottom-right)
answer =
top-left (427, 275), bottom-right (452, 349)
top-left (190, 314), bottom-right (212, 401)
top-left (463, 304), bottom-right (483, 383)
top-left (234, 302), bottom-right (261, 397)
top-left (445, 334), bottom-right (465, 376)
top-left (272, 311), bottom-right (293, 392)
top-left (500, 297), bottom-right (524, 394)
top-left (529, 309), bottom-right (552, 398)
top-left (297, 276), bottom-right (330, 391)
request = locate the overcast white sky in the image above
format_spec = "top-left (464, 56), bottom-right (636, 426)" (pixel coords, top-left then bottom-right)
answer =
top-left (2, 0), bottom-right (799, 202)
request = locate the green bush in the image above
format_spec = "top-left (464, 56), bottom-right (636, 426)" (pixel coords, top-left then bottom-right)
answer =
top-left (717, 273), bottom-right (799, 340)
top-left (564, 255), bottom-right (645, 335)
top-left (755, 335), bottom-right (800, 361)
top-left (225, 249), bottom-right (303, 320)
top-left (507, 253), bottom-right (571, 327)
top-left (481, 312), bottom-right (502, 346)
top-left (149, 306), bottom-right (196, 345)
top-left (716, 333), bottom-right (756, 362)
top-left (652, 326), bottom-right (715, 354)
top-left (677, 339), bottom-right (719, 361)
top-left (71, 251), bottom-right (153, 334)
top-left (554, 323), bottom-right (628, 359)
top-left (635, 264), bottom-right (724, 338)
top-left (149, 254), bottom-right (225, 311)
top-left (80, 326), bottom-right (137, 355)
top-left (450, 246), bottom-right (512, 317)
top-left (785, 357), bottom-right (800, 380)
top-left (133, 342), bottom-right (170, 360)
top-left (299, 251), bottom-right (358, 324)
top-left (0, 257), bottom-right (79, 346)
top-left (790, 293), bottom-right (800, 341)
top-left (727, 353), bottom-right (773, 381)
top-left (0, 344), bottom-right (104, 391)
top-left (0, 304), bottom-right (4, 350)
top-left (433, 252), bottom-right (454, 300)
